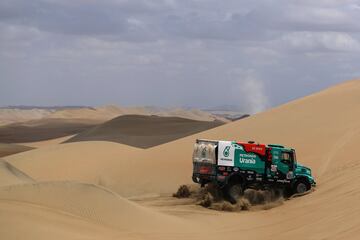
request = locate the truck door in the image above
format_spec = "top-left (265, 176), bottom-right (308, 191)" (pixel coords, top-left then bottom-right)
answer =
top-left (277, 151), bottom-right (295, 177)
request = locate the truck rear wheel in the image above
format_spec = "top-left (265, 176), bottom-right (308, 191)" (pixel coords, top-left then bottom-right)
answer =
top-left (226, 183), bottom-right (243, 204)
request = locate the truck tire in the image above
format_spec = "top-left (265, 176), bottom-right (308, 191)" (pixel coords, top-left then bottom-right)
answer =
top-left (293, 180), bottom-right (310, 194)
top-left (226, 183), bottom-right (243, 204)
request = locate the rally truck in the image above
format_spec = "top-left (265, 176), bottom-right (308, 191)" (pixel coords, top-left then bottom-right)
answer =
top-left (192, 139), bottom-right (316, 203)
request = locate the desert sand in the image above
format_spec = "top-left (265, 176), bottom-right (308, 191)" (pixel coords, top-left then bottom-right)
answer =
top-left (1, 79), bottom-right (360, 239)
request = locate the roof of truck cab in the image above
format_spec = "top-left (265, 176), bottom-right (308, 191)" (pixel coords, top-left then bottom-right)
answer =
top-left (267, 144), bottom-right (294, 151)
top-left (196, 139), bottom-right (218, 143)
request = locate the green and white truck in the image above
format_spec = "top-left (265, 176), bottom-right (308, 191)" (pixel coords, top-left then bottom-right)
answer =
top-left (192, 139), bottom-right (316, 203)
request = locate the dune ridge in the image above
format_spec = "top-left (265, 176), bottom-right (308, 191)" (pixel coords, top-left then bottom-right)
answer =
top-left (65, 115), bottom-right (224, 148)
top-left (0, 160), bottom-right (34, 186)
top-left (0, 143), bottom-right (34, 158)
top-left (0, 119), bottom-right (95, 143)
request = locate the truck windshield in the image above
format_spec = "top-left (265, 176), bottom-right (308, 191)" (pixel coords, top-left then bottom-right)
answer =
top-left (292, 150), bottom-right (297, 164)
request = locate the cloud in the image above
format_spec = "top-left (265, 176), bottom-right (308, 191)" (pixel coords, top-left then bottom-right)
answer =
top-left (281, 32), bottom-right (360, 52)
top-left (1, 0), bottom-right (360, 109)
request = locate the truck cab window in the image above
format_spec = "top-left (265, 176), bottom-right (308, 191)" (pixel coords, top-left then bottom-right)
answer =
top-left (281, 152), bottom-right (292, 164)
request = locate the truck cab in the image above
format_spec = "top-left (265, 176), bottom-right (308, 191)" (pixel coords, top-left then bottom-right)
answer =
top-left (267, 144), bottom-right (315, 192)
top-left (192, 139), bottom-right (316, 203)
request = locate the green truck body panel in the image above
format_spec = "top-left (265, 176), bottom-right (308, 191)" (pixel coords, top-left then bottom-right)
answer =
top-left (232, 143), bottom-right (265, 173)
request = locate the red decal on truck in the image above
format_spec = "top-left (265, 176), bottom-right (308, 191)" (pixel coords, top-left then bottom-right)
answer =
top-left (238, 142), bottom-right (266, 156)
top-left (199, 166), bottom-right (211, 174)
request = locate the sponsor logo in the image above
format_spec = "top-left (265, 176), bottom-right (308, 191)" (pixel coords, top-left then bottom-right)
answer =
top-left (271, 164), bottom-right (277, 172)
top-left (218, 141), bottom-right (234, 166)
top-left (220, 158), bottom-right (233, 162)
top-left (286, 171), bottom-right (294, 179)
top-left (251, 146), bottom-right (264, 151)
top-left (223, 146), bottom-right (230, 157)
top-left (239, 153), bottom-right (256, 164)
top-left (239, 158), bottom-right (256, 164)
top-left (201, 147), bottom-right (206, 158)
top-left (276, 179), bottom-right (290, 183)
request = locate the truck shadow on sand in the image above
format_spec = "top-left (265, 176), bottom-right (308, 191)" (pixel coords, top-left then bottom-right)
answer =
top-left (173, 184), bottom-right (313, 212)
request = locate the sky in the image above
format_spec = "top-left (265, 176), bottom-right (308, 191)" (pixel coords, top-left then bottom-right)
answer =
top-left (1, 0), bottom-right (360, 113)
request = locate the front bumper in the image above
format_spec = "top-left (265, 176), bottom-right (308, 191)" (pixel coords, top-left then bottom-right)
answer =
top-left (307, 175), bottom-right (316, 187)
top-left (311, 179), bottom-right (316, 187)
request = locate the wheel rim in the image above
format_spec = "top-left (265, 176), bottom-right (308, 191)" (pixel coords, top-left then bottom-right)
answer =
top-left (296, 183), bottom-right (307, 193)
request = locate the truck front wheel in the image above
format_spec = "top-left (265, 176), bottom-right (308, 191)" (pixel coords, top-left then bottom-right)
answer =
top-left (293, 180), bottom-right (310, 194)
top-left (226, 183), bottom-right (243, 204)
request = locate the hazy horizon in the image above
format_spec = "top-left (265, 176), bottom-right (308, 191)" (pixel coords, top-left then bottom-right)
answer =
top-left (0, 104), bottom-right (247, 113)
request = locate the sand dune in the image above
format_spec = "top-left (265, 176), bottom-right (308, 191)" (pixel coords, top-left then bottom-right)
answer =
top-left (0, 108), bottom-right (52, 126)
top-left (65, 115), bottom-right (224, 148)
top-left (0, 119), bottom-right (95, 143)
top-left (0, 135), bottom-right (73, 158)
top-left (0, 107), bottom-right (227, 146)
top-left (19, 135), bottom-right (75, 148)
top-left (0, 105), bottom-right (228, 127)
top-left (5, 141), bottom-right (139, 185)
top-left (47, 106), bottom-right (120, 123)
top-left (0, 160), bottom-right (34, 186)
top-left (0, 181), bottom-right (199, 240)
top-left (0, 201), bottom-right (121, 240)
top-left (51, 105), bottom-right (229, 122)
top-left (0, 143), bottom-right (34, 158)
top-left (0, 181), bottom-right (191, 230)
top-left (152, 108), bottom-right (229, 122)
top-left (2, 79), bottom-right (360, 239)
